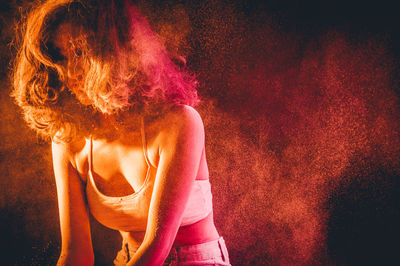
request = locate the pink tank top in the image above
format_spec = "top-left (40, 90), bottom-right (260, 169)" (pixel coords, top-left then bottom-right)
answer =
top-left (86, 117), bottom-right (213, 232)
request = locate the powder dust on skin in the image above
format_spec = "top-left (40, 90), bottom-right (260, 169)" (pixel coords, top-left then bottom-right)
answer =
top-left (1, 0), bottom-right (400, 265)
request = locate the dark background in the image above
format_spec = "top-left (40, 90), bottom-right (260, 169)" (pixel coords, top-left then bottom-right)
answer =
top-left (1, 0), bottom-right (400, 265)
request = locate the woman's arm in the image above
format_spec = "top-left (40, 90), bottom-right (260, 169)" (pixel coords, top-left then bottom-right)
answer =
top-left (127, 106), bottom-right (205, 265)
top-left (52, 140), bottom-right (94, 266)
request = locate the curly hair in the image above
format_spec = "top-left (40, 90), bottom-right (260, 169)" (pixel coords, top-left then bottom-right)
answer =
top-left (11, 0), bottom-right (199, 142)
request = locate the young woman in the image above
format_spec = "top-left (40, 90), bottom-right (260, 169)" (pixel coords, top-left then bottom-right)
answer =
top-left (11, 0), bottom-right (230, 265)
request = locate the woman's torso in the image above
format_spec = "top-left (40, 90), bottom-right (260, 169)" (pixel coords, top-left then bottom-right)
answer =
top-left (68, 112), bottom-right (219, 246)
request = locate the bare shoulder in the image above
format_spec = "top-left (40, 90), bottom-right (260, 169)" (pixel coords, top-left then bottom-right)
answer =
top-left (158, 105), bottom-right (204, 135)
top-left (51, 137), bottom-right (86, 167)
top-left (150, 105), bottom-right (205, 150)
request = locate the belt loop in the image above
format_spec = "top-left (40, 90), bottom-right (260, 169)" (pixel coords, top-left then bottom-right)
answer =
top-left (125, 243), bottom-right (130, 262)
top-left (218, 237), bottom-right (226, 262)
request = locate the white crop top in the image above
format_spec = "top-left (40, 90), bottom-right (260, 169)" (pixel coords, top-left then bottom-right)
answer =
top-left (85, 117), bottom-right (213, 232)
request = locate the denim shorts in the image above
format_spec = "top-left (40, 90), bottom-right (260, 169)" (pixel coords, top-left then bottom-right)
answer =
top-left (113, 237), bottom-right (231, 265)
top-left (163, 237), bottom-right (231, 265)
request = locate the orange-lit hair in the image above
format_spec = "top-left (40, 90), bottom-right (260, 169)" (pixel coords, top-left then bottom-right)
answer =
top-left (11, 0), bottom-right (199, 141)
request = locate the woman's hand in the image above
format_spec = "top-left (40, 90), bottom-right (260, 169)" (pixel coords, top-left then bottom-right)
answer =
top-left (127, 106), bottom-right (205, 265)
top-left (52, 140), bottom-right (94, 265)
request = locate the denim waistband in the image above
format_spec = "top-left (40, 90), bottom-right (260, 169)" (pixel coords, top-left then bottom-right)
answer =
top-left (164, 237), bottom-right (229, 264)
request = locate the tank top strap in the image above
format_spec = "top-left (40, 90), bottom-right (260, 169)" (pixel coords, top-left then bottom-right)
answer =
top-left (88, 135), bottom-right (94, 173)
top-left (141, 116), bottom-right (150, 168)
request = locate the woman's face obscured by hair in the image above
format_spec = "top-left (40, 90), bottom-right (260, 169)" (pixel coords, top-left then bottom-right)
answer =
top-left (52, 23), bottom-right (92, 105)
